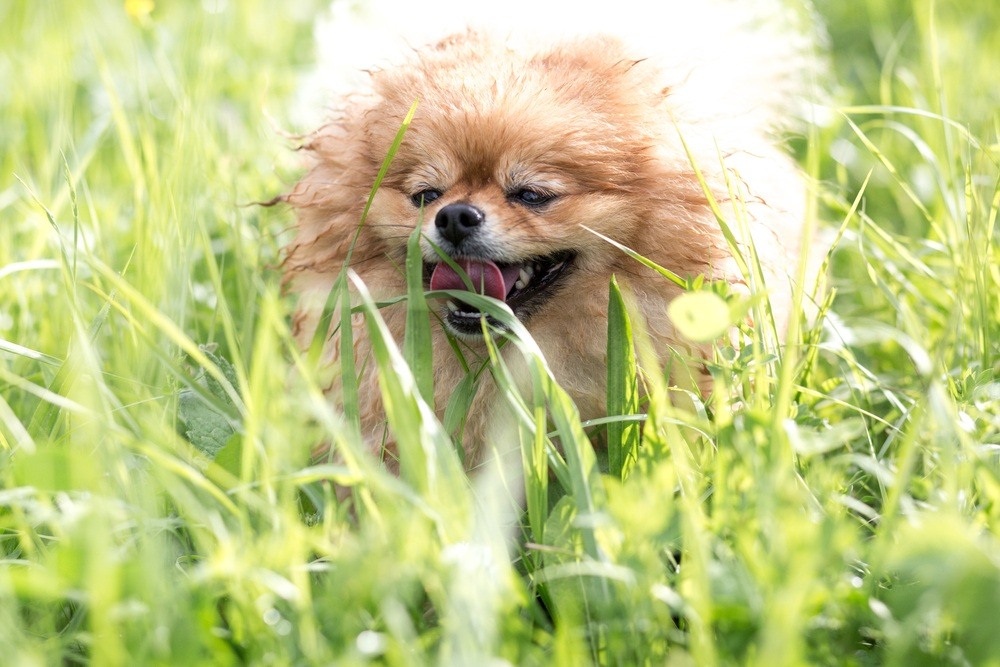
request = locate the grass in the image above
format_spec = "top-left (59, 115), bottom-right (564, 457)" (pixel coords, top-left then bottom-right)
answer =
top-left (1, 0), bottom-right (999, 664)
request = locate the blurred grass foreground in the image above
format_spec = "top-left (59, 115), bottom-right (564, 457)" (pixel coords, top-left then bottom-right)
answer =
top-left (2, 1), bottom-right (1000, 665)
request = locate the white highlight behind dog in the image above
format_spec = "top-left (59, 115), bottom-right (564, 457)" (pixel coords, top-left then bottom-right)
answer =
top-left (295, 0), bottom-right (818, 131)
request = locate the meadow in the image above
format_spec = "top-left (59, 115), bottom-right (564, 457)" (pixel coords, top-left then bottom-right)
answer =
top-left (1, 0), bottom-right (999, 664)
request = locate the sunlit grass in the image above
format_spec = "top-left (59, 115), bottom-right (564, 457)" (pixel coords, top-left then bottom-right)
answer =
top-left (1, 0), bottom-right (999, 664)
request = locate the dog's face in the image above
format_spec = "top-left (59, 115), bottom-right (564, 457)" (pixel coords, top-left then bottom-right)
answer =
top-left (358, 33), bottom-right (665, 337)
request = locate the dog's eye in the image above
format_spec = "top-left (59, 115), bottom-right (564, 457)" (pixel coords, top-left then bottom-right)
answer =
top-left (411, 189), bottom-right (443, 208)
top-left (511, 188), bottom-right (554, 207)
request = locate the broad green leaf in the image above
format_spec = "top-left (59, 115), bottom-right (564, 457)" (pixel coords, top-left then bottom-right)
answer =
top-left (177, 348), bottom-right (240, 459)
top-left (606, 276), bottom-right (640, 481)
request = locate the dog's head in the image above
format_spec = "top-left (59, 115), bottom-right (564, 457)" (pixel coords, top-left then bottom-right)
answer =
top-left (350, 32), bottom-right (672, 337)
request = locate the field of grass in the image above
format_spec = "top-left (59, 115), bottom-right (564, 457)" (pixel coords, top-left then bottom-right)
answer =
top-left (2, 0), bottom-right (999, 664)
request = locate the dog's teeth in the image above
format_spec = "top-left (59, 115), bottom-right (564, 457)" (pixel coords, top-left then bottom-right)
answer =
top-left (519, 267), bottom-right (534, 284)
top-left (446, 300), bottom-right (458, 312)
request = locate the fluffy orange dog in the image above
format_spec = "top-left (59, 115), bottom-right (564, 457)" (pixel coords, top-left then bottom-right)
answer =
top-left (282, 21), bottom-right (817, 466)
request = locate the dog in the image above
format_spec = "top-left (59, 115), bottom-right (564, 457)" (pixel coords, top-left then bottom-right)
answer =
top-left (281, 3), bottom-right (822, 468)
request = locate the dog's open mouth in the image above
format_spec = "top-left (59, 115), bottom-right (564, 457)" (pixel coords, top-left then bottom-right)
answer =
top-left (426, 250), bottom-right (576, 336)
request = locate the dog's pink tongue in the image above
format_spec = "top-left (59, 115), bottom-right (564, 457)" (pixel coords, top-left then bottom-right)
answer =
top-left (430, 259), bottom-right (511, 301)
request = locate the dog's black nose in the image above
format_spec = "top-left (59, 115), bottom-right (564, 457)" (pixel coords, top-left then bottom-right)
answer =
top-left (435, 203), bottom-right (484, 246)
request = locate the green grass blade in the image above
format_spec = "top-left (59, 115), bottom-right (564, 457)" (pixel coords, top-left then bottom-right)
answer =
top-left (583, 226), bottom-right (686, 288)
top-left (337, 281), bottom-right (362, 445)
top-left (349, 272), bottom-right (466, 509)
top-left (307, 100), bottom-right (419, 368)
top-left (403, 219), bottom-right (434, 406)
top-left (441, 370), bottom-right (476, 454)
top-left (670, 121), bottom-right (750, 279)
top-left (606, 275), bottom-right (640, 481)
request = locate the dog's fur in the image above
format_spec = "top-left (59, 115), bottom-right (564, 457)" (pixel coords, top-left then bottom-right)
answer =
top-left (282, 13), bottom-right (819, 467)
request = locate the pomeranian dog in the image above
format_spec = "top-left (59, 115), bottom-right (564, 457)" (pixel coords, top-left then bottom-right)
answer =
top-left (281, 1), bottom-right (822, 467)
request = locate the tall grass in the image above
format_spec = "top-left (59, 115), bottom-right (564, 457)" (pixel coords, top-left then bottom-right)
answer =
top-left (1, 0), bottom-right (999, 664)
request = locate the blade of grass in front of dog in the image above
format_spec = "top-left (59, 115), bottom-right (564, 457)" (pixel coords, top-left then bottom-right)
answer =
top-left (426, 238), bottom-right (479, 293)
top-left (671, 123), bottom-right (750, 280)
top-left (475, 320), bottom-right (551, 540)
top-left (606, 276), bottom-right (640, 481)
top-left (350, 272), bottom-right (467, 511)
top-left (441, 371), bottom-right (476, 454)
top-left (467, 308), bottom-right (571, 493)
top-left (526, 397), bottom-right (549, 543)
top-left (534, 366), bottom-right (608, 565)
top-left (680, 130), bottom-right (785, 396)
top-left (305, 102), bottom-right (421, 451)
top-left (477, 315), bottom-right (619, 615)
top-left (418, 292), bottom-right (609, 592)
top-left (307, 100), bottom-right (419, 369)
top-left (441, 354), bottom-right (492, 453)
top-left (532, 365), bottom-right (618, 626)
top-left (403, 213), bottom-right (433, 407)
top-left (684, 133), bottom-right (783, 396)
top-left (426, 288), bottom-right (577, 488)
top-left (716, 148), bottom-right (780, 356)
top-left (338, 281), bottom-right (361, 444)
top-left (583, 227), bottom-right (686, 288)
top-left (305, 276), bottom-right (342, 372)
top-left (343, 100), bottom-right (417, 267)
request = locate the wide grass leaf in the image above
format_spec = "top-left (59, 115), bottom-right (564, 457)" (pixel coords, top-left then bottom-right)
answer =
top-left (606, 275), bottom-right (640, 480)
